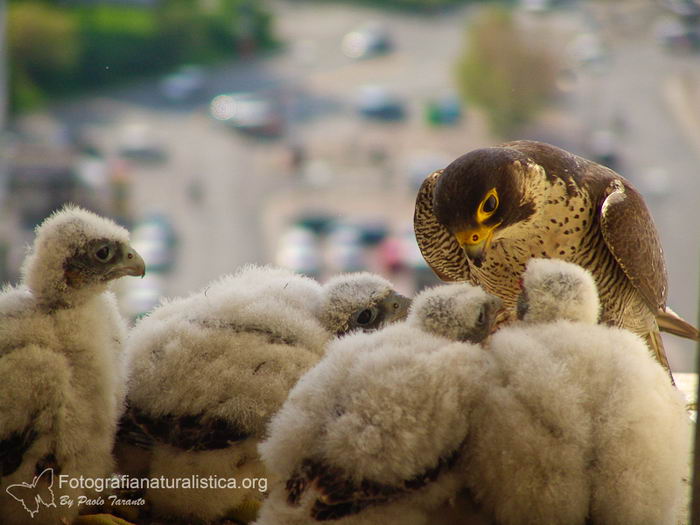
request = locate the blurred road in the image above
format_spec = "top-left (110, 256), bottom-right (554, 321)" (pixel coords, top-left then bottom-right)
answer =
top-left (29, 0), bottom-right (492, 298)
top-left (11, 0), bottom-right (700, 368)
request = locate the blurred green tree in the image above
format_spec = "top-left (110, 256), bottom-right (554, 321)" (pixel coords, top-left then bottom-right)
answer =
top-left (8, 2), bottom-right (80, 108)
top-left (7, 0), bottom-right (276, 113)
top-left (455, 6), bottom-right (560, 136)
top-left (75, 4), bottom-right (162, 87)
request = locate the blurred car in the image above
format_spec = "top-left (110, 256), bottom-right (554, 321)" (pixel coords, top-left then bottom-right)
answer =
top-left (353, 219), bottom-right (389, 246)
top-left (659, 0), bottom-right (700, 18)
top-left (655, 16), bottom-right (700, 51)
top-left (567, 33), bottom-right (607, 67)
top-left (294, 212), bottom-right (336, 235)
top-left (275, 226), bottom-right (322, 277)
top-left (325, 224), bottom-right (366, 272)
top-left (117, 123), bottom-right (167, 164)
top-left (342, 21), bottom-right (392, 59)
top-left (425, 94), bottom-right (462, 126)
top-left (520, 0), bottom-right (552, 12)
top-left (210, 92), bottom-right (284, 137)
top-left (160, 65), bottom-right (206, 102)
top-left (396, 227), bottom-right (441, 290)
top-left (355, 86), bottom-right (406, 121)
top-left (121, 273), bottom-right (165, 321)
top-left (131, 215), bottom-right (177, 273)
top-left (378, 236), bottom-right (405, 274)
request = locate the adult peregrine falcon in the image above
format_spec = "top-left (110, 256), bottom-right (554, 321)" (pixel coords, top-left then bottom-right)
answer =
top-left (414, 140), bottom-right (698, 374)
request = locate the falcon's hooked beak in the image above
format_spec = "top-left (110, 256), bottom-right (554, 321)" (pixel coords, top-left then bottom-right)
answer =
top-left (117, 245), bottom-right (146, 278)
top-left (455, 224), bottom-right (499, 267)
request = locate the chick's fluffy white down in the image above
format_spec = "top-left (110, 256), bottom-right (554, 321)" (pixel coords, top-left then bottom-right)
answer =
top-left (466, 321), bottom-right (689, 525)
top-left (0, 206), bottom-right (131, 525)
top-left (257, 324), bottom-right (493, 525)
top-left (124, 266), bottom-right (329, 522)
top-left (257, 278), bottom-right (689, 525)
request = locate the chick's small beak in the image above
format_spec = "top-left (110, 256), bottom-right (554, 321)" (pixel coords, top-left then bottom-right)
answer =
top-left (384, 292), bottom-right (412, 322)
top-left (487, 296), bottom-right (505, 334)
top-left (490, 295), bottom-right (504, 313)
top-left (122, 246), bottom-right (146, 278)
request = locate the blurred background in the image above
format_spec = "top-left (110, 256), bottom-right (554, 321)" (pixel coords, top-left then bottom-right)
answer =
top-left (0, 0), bottom-right (698, 370)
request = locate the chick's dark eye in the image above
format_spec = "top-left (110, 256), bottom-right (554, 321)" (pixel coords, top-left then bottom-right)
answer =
top-left (483, 195), bottom-right (497, 213)
top-left (357, 309), bottom-right (373, 324)
top-left (95, 246), bottom-right (112, 262)
top-left (355, 308), bottom-right (379, 326)
top-left (476, 308), bottom-right (485, 326)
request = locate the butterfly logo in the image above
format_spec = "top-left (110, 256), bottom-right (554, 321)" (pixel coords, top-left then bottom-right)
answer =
top-left (6, 467), bottom-right (57, 518)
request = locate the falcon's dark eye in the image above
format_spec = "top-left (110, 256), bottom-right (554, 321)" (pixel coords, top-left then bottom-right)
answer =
top-left (483, 195), bottom-right (497, 213)
top-left (95, 245), bottom-right (113, 262)
top-left (355, 307), bottom-right (378, 326)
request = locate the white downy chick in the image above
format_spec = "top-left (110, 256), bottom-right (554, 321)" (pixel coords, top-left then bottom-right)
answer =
top-left (257, 324), bottom-right (489, 525)
top-left (0, 205), bottom-right (144, 525)
top-left (119, 268), bottom-right (409, 524)
top-left (465, 258), bottom-right (689, 525)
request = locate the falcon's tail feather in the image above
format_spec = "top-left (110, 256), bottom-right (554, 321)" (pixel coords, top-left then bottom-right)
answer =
top-left (656, 308), bottom-right (700, 341)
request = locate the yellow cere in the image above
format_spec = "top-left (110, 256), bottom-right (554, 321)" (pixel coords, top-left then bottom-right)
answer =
top-left (456, 223), bottom-right (499, 246)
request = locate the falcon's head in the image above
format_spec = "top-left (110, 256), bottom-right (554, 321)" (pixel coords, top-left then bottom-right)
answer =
top-left (433, 147), bottom-right (537, 267)
top-left (23, 205), bottom-right (145, 306)
top-left (319, 273), bottom-right (411, 336)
